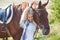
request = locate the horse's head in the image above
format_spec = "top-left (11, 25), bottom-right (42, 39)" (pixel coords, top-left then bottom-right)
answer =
top-left (30, 0), bottom-right (50, 35)
top-left (37, 0), bottom-right (50, 35)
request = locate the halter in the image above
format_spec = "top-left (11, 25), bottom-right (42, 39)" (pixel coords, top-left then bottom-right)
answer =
top-left (35, 8), bottom-right (46, 11)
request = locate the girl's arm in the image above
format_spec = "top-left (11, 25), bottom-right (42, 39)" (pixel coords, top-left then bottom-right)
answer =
top-left (20, 11), bottom-right (28, 29)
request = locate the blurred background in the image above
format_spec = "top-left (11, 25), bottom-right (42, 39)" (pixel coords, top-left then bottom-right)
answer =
top-left (0, 0), bottom-right (60, 40)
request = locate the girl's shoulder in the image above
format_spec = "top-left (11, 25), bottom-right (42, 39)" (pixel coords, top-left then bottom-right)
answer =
top-left (33, 21), bottom-right (37, 26)
top-left (24, 20), bottom-right (29, 23)
top-left (28, 21), bottom-right (37, 26)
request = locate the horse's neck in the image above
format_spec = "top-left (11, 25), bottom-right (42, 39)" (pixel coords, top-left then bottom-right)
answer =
top-left (13, 7), bottom-right (21, 23)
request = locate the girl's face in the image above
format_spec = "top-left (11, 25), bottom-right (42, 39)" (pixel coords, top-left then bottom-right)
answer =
top-left (28, 13), bottom-right (33, 22)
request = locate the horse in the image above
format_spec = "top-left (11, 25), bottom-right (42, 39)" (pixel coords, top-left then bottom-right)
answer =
top-left (32, 0), bottom-right (50, 35)
top-left (0, 3), bottom-right (23, 40)
top-left (0, 2), bottom-right (29, 40)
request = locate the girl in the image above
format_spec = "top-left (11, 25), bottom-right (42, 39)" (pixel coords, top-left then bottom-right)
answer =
top-left (20, 7), bottom-right (37, 40)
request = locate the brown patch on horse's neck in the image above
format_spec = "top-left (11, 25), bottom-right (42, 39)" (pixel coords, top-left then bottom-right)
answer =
top-left (13, 6), bottom-right (21, 23)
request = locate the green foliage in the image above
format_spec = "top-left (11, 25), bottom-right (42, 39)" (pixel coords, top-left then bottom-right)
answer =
top-left (50, 0), bottom-right (60, 24)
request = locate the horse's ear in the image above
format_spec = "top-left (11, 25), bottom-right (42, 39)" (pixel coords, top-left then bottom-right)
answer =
top-left (42, 0), bottom-right (49, 7)
top-left (38, 1), bottom-right (42, 8)
top-left (39, 1), bottom-right (42, 6)
top-left (30, 2), bottom-right (34, 8)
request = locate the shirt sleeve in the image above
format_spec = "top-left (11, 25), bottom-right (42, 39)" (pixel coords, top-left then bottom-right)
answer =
top-left (20, 20), bottom-right (27, 29)
top-left (19, 9), bottom-right (27, 29)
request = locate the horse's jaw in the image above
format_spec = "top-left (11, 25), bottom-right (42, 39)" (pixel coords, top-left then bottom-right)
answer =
top-left (40, 25), bottom-right (50, 35)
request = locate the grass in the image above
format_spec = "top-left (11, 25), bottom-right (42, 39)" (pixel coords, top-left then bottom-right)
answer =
top-left (0, 37), bottom-right (13, 40)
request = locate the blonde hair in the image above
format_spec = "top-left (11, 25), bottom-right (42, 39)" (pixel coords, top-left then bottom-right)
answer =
top-left (20, 7), bottom-right (34, 23)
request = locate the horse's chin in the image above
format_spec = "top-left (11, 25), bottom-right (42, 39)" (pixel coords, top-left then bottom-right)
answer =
top-left (42, 28), bottom-right (50, 35)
